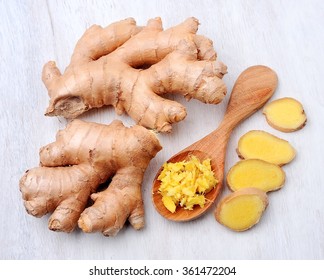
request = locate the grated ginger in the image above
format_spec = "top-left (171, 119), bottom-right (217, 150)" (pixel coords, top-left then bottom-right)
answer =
top-left (158, 156), bottom-right (218, 213)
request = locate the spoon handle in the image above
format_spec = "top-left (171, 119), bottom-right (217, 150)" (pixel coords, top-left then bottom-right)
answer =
top-left (220, 65), bottom-right (278, 132)
top-left (194, 65), bottom-right (278, 163)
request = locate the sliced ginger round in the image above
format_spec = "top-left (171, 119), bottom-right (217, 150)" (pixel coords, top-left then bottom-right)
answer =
top-left (263, 97), bottom-right (307, 132)
top-left (237, 130), bottom-right (296, 166)
top-left (215, 188), bottom-right (268, 231)
top-left (227, 159), bottom-right (285, 192)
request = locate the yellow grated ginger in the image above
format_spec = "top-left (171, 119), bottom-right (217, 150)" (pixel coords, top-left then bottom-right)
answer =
top-left (158, 156), bottom-right (218, 213)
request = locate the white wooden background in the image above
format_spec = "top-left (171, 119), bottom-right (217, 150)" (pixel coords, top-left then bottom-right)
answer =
top-left (1, 0), bottom-right (324, 260)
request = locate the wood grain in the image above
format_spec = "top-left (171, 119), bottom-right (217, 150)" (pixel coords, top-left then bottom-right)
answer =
top-left (1, 0), bottom-right (324, 260)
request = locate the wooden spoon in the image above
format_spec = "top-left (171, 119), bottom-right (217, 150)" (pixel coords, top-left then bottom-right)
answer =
top-left (152, 65), bottom-right (278, 222)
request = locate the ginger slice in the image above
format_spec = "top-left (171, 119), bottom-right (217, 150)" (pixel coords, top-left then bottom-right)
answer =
top-left (227, 159), bottom-right (285, 192)
top-left (263, 97), bottom-right (307, 132)
top-left (237, 130), bottom-right (296, 166)
top-left (215, 188), bottom-right (268, 231)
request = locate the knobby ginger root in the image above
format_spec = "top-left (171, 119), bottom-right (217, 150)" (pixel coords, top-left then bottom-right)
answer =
top-left (226, 159), bottom-right (285, 192)
top-left (237, 130), bottom-right (296, 166)
top-left (19, 120), bottom-right (162, 236)
top-left (263, 97), bottom-right (307, 132)
top-left (157, 156), bottom-right (218, 212)
top-left (42, 17), bottom-right (227, 132)
top-left (215, 188), bottom-right (268, 231)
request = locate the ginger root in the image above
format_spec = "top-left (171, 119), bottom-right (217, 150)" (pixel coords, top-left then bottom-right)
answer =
top-left (263, 97), bottom-right (307, 132)
top-left (19, 119), bottom-right (162, 236)
top-left (215, 188), bottom-right (268, 231)
top-left (237, 130), bottom-right (296, 166)
top-left (42, 17), bottom-right (227, 132)
top-left (226, 159), bottom-right (285, 192)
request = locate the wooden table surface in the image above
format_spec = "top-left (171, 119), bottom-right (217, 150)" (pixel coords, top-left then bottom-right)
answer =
top-left (1, 0), bottom-right (324, 260)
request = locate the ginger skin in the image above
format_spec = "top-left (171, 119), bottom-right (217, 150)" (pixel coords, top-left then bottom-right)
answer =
top-left (19, 120), bottom-right (162, 236)
top-left (42, 17), bottom-right (227, 132)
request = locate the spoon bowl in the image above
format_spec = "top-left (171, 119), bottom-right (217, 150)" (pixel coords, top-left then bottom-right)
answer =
top-left (152, 150), bottom-right (218, 222)
top-left (152, 65), bottom-right (278, 222)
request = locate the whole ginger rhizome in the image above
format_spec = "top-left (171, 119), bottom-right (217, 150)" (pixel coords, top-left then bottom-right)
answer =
top-left (20, 120), bottom-right (162, 236)
top-left (43, 17), bottom-right (227, 132)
